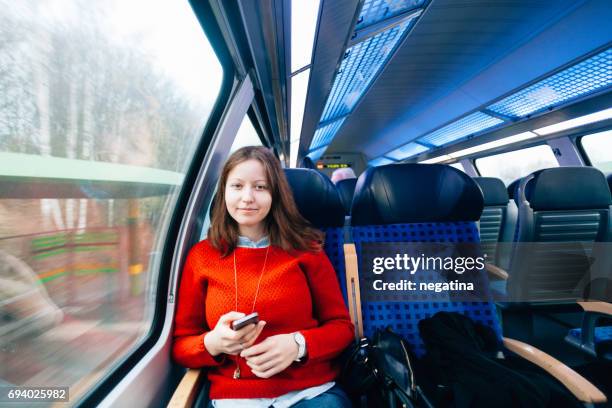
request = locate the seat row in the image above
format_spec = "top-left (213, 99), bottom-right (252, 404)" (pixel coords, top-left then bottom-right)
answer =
top-left (285, 163), bottom-right (611, 405)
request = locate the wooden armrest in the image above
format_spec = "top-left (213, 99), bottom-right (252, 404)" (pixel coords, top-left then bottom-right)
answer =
top-left (485, 263), bottom-right (508, 280)
top-left (577, 301), bottom-right (612, 316)
top-left (502, 337), bottom-right (606, 404)
top-left (167, 368), bottom-right (206, 408)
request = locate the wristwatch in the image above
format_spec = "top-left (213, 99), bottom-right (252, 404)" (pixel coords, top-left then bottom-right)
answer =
top-left (293, 332), bottom-right (306, 361)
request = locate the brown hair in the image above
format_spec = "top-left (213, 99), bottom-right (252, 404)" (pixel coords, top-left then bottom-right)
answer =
top-left (208, 146), bottom-right (324, 256)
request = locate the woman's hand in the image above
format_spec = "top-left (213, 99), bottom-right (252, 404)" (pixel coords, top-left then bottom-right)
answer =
top-left (204, 311), bottom-right (266, 356)
top-left (240, 333), bottom-right (299, 378)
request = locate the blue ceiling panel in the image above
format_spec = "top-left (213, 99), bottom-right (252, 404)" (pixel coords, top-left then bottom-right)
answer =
top-left (488, 48), bottom-right (612, 118)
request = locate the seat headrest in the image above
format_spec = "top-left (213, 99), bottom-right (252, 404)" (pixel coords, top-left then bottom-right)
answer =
top-left (507, 178), bottom-right (521, 204)
top-left (336, 178), bottom-right (357, 214)
top-left (525, 167), bottom-right (612, 211)
top-left (299, 156), bottom-right (316, 169)
top-left (607, 173), bottom-right (612, 195)
top-left (351, 163), bottom-right (484, 225)
top-left (474, 177), bottom-right (509, 206)
top-left (284, 168), bottom-right (345, 228)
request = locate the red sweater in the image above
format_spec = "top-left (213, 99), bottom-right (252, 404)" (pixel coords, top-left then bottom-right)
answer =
top-left (172, 240), bottom-right (354, 399)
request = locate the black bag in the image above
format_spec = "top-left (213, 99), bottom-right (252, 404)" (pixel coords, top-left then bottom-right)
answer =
top-left (340, 327), bottom-right (433, 408)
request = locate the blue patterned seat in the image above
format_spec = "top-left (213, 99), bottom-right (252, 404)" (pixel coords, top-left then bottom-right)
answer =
top-left (350, 163), bottom-right (502, 357)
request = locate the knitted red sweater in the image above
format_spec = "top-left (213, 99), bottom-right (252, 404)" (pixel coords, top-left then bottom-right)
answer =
top-left (172, 240), bottom-right (354, 399)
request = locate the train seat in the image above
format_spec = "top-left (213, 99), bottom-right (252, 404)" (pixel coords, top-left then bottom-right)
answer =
top-left (336, 178), bottom-right (357, 215)
top-left (507, 167), bottom-right (612, 303)
top-left (473, 177), bottom-right (517, 271)
top-left (345, 163), bottom-right (607, 405)
top-left (350, 163), bottom-right (502, 357)
top-left (284, 168), bottom-right (348, 303)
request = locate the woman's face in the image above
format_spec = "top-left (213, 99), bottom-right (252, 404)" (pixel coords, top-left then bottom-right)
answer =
top-left (224, 159), bottom-right (272, 237)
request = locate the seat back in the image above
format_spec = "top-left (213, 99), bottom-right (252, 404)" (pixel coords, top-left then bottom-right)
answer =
top-left (508, 167), bottom-right (612, 302)
top-left (284, 169), bottom-right (348, 303)
top-left (474, 177), bottom-right (517, 270)
top-left (351, 163), bottom-right (502, 357)
top-left (336, 178), bottom-right (357, 215)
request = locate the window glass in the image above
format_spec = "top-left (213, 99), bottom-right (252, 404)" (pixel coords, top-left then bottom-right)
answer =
top-left (0, 0), bottom-right (223, 402)
top-left (475, 145), bottom-right (558, 185)
top-left (448, 162), bottom-right (465, 172)
top-left (230, 115), bottom-right (263, 153)
top-left (580, 129), bottom-right (612, 173)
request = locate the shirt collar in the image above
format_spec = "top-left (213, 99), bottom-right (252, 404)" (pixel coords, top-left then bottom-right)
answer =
top-left (237, 235), bottom-right (270, 248)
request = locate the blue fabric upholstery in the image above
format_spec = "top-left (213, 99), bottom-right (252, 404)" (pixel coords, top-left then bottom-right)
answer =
top-left (321, 226), bottom-right (348, 305)
top-left (353, 222), bottom-right (502, 357)
top-left (568, 326), bottom-right (612, 344)
top-left (350, 163), bottom-right (501, 358)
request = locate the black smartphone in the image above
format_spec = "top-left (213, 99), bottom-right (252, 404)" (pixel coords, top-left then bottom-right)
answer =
top-left (231, 312), bottom-right (259, 331)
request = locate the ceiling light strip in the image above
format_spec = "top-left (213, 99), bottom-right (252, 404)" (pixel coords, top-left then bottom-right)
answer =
top-left (533, 107), bottom-right (612, 136)
top-left (320, 19), bottom-right (413, 123)
top-left (418, 111), bottom-right (505, 147)
top-left (356, 0), bottom-right (427, 31)
top-left (309, 117), bottom-right (347, 150)
top-left (307, 145), bottom-right (328, 162)
top-left (386, 142), bottom-right (429, 160)
top-left (487, 48), bottom-right (612, 118)
top-left (368, 156), bottom-right (396, 167)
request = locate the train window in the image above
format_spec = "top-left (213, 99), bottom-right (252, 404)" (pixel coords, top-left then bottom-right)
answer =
top-left (0, 0), bottom-right (223, 402)
top-left (475, 145), bottom-right (558, 185)
top-left (230, 115), bottom-right (263, 152)
top-left (448, 162), bottom-right (465, 173)
top-left (580, 129), bottom-right (612, 173)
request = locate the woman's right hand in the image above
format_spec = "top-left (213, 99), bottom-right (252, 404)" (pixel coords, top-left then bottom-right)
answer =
top-left (204, 311), bottom-right (266, 356)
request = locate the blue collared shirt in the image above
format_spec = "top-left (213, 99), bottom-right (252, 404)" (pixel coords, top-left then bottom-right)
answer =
top-left (237, 235), bottom-right (270, 248)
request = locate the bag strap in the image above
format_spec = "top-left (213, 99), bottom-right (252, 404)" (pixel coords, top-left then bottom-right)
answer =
top-left (344, 243), bottom-right (363, 339)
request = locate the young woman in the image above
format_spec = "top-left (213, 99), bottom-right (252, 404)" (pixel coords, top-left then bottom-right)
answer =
top-left (172, 146), bottom-right (354, 407)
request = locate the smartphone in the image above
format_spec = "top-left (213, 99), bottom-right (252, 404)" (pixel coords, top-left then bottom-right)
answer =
top-left (231, 312), bottom-right (259, 331)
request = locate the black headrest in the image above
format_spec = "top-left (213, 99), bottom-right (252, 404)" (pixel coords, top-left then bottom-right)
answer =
top-left (336, 178), bottom-right (357, 215)
top-left (607, 173), bottom-right (612, 195)
top-left (473, 177), bottom-right (509, 206)
top-left (525, 167), bottom-right (612, 211)
top-left (284, 168), bottom-right (345, 228)
top-left (300, 156), bottom-right (316, 169)
top-left (507, 178), bottom-right (520, 203)
top-left (351, 163), bottom-right (484, 225)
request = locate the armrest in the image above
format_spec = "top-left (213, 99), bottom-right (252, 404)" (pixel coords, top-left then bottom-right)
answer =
top-left (167, 368), bottom-right (206, 408)
top-left (502, 337), bottom-right (606, 404)
top-left (485, 263), bottom-right (508, 280)
top-left (578, 301), bottom-right (612, 316)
